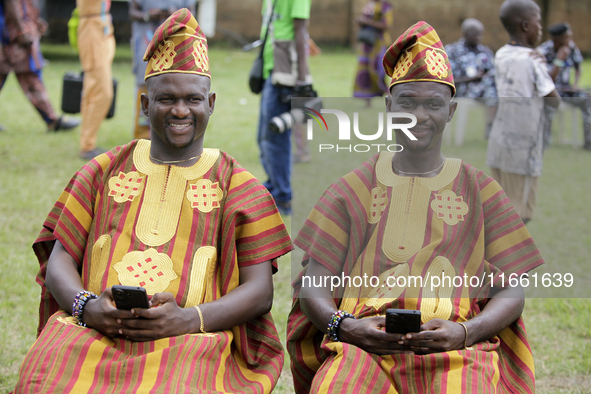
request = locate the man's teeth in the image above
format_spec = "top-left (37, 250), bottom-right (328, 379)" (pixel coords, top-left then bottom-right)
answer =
top-left (169, 123), bottom-right (191, 130)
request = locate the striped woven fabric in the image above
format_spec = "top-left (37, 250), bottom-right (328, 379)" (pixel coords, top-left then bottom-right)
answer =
top-left (16, 140), bottom-right (292, 393)
top-left (287, 152), bottom-right (543, 393)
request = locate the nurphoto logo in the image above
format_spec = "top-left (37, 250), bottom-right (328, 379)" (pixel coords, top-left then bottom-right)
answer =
top-left (303, 108), bottom-right (417, 153)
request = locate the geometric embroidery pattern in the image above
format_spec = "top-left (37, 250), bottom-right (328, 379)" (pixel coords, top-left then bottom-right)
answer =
top-left (392, 51), bottom-right (413, 80)
top-left (187, 179), bottom-right (223, 213)
top-left (113, 249), bottom-right (178, 295)
top-left (108, 171), bottom-right (145, 203)
top-left (185, 246), bottom-right (217, 307)
top-left (364, 263), bottom-right (410, 311)
top-left (193, 39), bottom-right (209, 73)
top-left (152, 40), bottom-right (176, 72)
top-left (368, 187), bottom-right (388, 224)
top-left (425, 49), bottom-right (448, 79)
top-left (430, 189), bottom-right (468, 225)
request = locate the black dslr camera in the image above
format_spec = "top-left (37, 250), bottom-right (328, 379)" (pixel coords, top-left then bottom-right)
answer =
top-left (269, 84), bottom-right (322, 134)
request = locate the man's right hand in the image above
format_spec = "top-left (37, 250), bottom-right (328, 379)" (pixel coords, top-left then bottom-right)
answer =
top-left (556, 45), bottom-right (571, 61)
top-left (82, 287), bottom-right (138, 338)
top-left (338, 316), bottom-right (414, 355)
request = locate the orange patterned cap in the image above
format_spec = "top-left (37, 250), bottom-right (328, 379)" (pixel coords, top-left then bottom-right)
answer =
top-left (144, 8), bottom-right (210, 81)
top-left (383, 21), bottom-right (455, 96)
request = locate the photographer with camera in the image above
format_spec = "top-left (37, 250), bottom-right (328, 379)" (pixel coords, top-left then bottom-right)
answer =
top-left (257, 0), bottom-right (313, 215)
top-left (268, 84), bottom-right (321, 134)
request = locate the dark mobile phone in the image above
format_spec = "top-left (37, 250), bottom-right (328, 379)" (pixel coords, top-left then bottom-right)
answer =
top-left (385, 309), bottom-right (421, 334)
top-left (112, 285), bottom-right (149, 310)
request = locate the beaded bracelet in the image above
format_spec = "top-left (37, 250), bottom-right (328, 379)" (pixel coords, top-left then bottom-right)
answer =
top-left (72, 290), bottom-right (98, 327)
top-left (327, 310), bottom-right (356, 342)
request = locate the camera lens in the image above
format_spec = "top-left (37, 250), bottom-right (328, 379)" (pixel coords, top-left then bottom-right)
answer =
top-left (269, 112), bottom-right (293, 134)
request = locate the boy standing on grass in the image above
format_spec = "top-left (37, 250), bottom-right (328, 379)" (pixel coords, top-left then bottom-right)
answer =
top-left (486, 0), bottom-right (560, 224)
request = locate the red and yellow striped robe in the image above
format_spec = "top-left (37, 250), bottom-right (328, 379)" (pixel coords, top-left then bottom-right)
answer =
top-left (287, 152), bottom-right (544, 394)
top-left (15, 140), bottom-right (292, 394)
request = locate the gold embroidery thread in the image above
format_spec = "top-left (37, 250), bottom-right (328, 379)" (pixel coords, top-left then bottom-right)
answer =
top-left (193, 39), bottom-right (209, 73)
top-left (368, 187), bottom-right (388, 224)
top-left (152, 40), bottom-right (176, 72)
top-left (420, 256), bottom-right (455, 322)
top-left (108, 171), bottom-right (145, 203)
top-left (431, 190), bottom-right (469, 225)
top-left (89, 234), bottom-right (111, 294)
top-left (382, 178), bottom-right (427, 262)
top-left (425, 49), bottom-right (448, 79)
top-left (365, 263), bottom-right (410, 310)
top-left (57, 316), bottom-right (80, 327)
top-left (187, 180), bottom-right (223, 212)
top-left (185, 247), bottom-right (217, 307)
top-left (376, 153), bottom-right (461, 263)
top-left (133, 140), bottom-right (220, 247)
top-left (392, 51), bottom-right (413, 79)
top-left (113, 248), bottom-right (178, 295)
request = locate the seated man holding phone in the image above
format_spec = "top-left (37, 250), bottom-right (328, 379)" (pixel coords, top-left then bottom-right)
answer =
top-left (287, 22), bottom-right (544, 393)
top-left (13, 9), bottom-right (291, 394)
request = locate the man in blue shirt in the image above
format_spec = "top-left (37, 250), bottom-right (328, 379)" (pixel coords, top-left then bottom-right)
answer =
top-left (538, 22), bottom-right (591, 151)
top-left (445, 18), bottom-right (497, 138)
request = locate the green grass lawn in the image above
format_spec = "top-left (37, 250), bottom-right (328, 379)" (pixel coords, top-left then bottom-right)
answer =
top-left (1, 44), bottom-right (590, 393)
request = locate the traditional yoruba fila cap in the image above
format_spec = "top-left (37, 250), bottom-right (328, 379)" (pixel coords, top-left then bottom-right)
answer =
top-left (143, 8), bottom-right (210, 81)
top-left (383, 21), bottom-right (455, 96)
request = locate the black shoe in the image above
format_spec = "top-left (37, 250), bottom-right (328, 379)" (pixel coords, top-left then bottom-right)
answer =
top-left (48, 116), bottom-right (80, 132)
top-left (583, 143), bottom-right (591, 151)
top-left (276, 201), bottom-right (292, 216)
top-left (79, 147), bottom-right (107, 160)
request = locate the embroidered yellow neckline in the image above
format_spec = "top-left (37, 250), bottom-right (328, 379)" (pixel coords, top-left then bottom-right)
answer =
top-left (134, 139), bottom-right (219, 177)
top-left (133, 140), bottom-right (220, 246)
top-left (375, 152), bottom-right (460, 189)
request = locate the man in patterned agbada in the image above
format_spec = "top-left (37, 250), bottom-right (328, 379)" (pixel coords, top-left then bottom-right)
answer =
top-left (287, 21), bottom-right (544, 393)
top-left (13, 9), bottom-right (291, 394)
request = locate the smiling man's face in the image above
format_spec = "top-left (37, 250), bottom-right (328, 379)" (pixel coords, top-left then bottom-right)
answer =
top-left (142, 73), bottom-right (215, 152)
top-left (386, 82), bottom-right (456, 153)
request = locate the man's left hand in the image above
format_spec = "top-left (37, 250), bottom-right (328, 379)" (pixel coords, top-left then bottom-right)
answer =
top-left (117, 292), bottom-right (196, 341)
top-left (398, 318), bottom-right (466, 354)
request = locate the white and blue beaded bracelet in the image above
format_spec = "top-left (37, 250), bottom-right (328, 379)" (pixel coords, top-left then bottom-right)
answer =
top-left (72, 290), bottom-right (98, 327)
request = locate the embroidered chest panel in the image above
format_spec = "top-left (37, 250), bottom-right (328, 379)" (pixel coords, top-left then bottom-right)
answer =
top-left (93, 141), bottom-right (226, 299)
top-left (105, 141), bottom-right (221, 247)
top-left (374, 153), bottom-right (464, 263)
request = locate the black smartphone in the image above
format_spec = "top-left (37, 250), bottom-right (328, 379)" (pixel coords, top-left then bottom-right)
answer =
top-left (112, 285), bottom-right (149, 310)
top-left (385, 309), bottom-right (421, 334)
